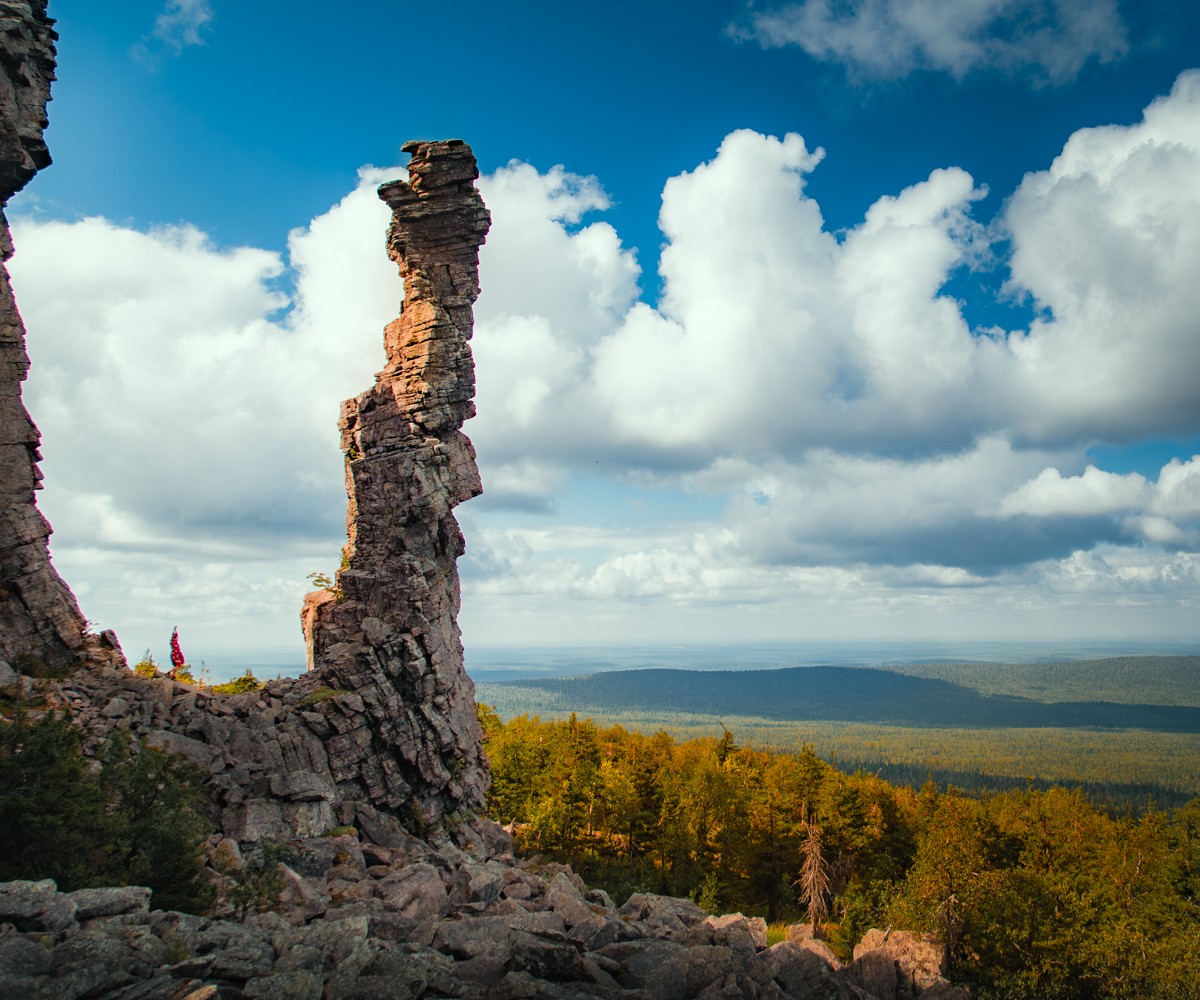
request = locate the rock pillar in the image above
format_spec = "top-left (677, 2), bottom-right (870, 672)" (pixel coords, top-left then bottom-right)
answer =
top-left (302, 139), bottom-right (490, 828)
top-left (0, 2), bottom-right (100, 670)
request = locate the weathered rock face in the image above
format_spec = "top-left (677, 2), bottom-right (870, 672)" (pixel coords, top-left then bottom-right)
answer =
top-left (0, 1), bottom-right (53, 196)
top-left (0, 1), bottom-right (111, 672)
top-left (47, 660), bottom-right (498, 851)
top-left (5, 140), bottom-right (488, 851)
top-left (301, 139), bottom-right (491, 829)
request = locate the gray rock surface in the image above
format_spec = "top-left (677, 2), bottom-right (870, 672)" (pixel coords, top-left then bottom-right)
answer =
top-left (0, 0), bottom-right (123, 674)
top-left (301, 138), bottom-right (491, 831)
top-left (0, 867), bottom-right (962, 999)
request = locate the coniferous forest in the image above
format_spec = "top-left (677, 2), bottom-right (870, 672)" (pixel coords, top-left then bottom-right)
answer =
top-left (477, 656), bottom-right (1200, 809)
top-left (479, 706), bottom-right (1200, 1000)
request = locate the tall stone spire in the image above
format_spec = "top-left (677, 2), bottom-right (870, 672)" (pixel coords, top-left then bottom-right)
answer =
top-left (0, 1), bottom-right (118, 671)
top-left (302, 139), bottom-right (491, 828)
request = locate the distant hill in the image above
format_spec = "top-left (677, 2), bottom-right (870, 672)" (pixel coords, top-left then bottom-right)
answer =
top-left (887, 655), bottom-right (1200, 706)
top-left (487, 660), bottom-right (1200, 733)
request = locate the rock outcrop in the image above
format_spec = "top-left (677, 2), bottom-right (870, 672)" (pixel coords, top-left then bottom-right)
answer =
top-left (1, 134), bottom-right (491, 844)
top-left (44, 657), bottom-right (489, 850)
top-left (0, 0), bottom-right (110, 672)
top-left (2, 141), bottom-right (494, 849)
top-left (0, 868), bottom-right (968, 999)
top-left (301, 138), bottom-right (491, 829)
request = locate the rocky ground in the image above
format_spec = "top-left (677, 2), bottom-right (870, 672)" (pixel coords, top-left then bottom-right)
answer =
top-left (0, 815), bottom-right (967, 1000)
top-left (2, 662), bottom-right (970, 999)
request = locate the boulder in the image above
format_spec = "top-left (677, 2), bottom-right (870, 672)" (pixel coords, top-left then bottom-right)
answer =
top-left (848, 929), bottom-right (961, 1000)
top-left (0, 879), bottom-right (76, 932)
top-left (0, 934), bottom-right (54, 977)
top-left (703, 913), bottom-right (768, 953)
top-left (67, 885), bottom-right (151, 921)
top-left (377, 863), bottom-right (449, 920)
top-left (755, 940), bottom-right (844, 999)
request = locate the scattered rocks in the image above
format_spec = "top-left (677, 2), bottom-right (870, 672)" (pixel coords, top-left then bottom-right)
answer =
top-left (0, 860), bottom-right (963, 1000)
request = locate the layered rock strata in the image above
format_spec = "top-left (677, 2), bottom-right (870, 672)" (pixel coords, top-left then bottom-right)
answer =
top-left (301, 139), bottom-right (491, 829)
top-left (0, 0), bottom-right (105, 671)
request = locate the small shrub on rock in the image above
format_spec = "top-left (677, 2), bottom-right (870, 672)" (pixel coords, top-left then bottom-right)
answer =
top-left (212, 670), bottom-right (265, 696)
top-left (323, 826), bottom-right (358, 838)
top-left (299, 686), bottom-right (340, 707)
top-left (213, 839), bottom-right (291, 920)
top-left (132, 651), bottom-right (160, 679)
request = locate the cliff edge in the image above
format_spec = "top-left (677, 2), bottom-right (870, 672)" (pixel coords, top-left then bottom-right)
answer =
top-left (0, 0), bottom-right (122, 673)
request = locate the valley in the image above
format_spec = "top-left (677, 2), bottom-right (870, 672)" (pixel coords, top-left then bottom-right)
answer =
top-left (477, 654), bottom-right (1200, 809)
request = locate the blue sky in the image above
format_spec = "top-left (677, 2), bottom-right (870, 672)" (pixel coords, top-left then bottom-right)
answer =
top-left (10, 0), bottom-right (1200, 672)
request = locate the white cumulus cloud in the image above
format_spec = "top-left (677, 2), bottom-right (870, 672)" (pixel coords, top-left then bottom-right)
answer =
top-left (999, 466), bottom-right (1151, 517)
top-left (1001, 71), bottom-right (1200, 444)
top-left (12, 72), bottom-right (1200, 656)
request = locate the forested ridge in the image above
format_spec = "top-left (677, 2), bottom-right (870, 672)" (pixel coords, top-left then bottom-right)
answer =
top-left (477, 655), bottom-right (1200, 809)
top-left (486, 662), bottom-right (1200, 731)
top-left (885, 655), bottom-right (1200, 706)
top-left (480, 707), bottom-right (1200, 999)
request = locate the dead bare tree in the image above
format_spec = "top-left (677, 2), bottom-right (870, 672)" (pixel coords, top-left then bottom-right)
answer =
top-left (797, 816), bottom-right (832, 936)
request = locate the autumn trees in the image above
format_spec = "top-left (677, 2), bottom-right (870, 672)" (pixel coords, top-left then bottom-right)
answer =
top-left (482, 708), bottom-right (1200, 999)
top-left (483, 710), bottom-right (911, 921)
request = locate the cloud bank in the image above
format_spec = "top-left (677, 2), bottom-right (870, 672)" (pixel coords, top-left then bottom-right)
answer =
top-left (11, 73), bottom-right (1200, 658)
top-left (738, 0), bottom-right (1128, 82)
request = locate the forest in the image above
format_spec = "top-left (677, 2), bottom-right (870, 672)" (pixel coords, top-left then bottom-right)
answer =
top-left (478, 706), bottom-right (1200, 999)
top-left (476, 655), bottom-right (1200, 810)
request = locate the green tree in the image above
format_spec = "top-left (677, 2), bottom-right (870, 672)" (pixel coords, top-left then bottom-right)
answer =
top-left (0, 713), bottom-right (213, 912)
top-left (0, 712), bottom-right (111, 888)
top-left (889, 789), bottom-right (987, 974)
top-left (98, 732), bottom-right (214, 912)
top-left (484, 713), bottom-right (555, 824)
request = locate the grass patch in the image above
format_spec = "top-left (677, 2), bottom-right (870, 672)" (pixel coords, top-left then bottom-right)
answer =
top-left (299, 686), bottom-right (341, 707)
